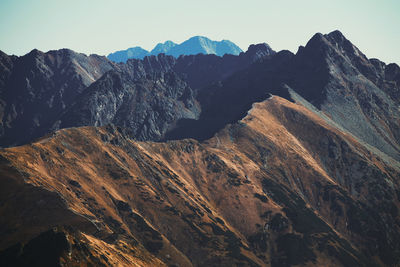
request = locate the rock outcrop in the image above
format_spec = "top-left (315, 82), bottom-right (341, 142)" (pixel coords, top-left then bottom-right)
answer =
top-left (0, 49), bottom-right (115, 147)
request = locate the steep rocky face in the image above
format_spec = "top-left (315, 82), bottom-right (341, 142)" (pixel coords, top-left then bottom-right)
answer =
top-left (0, 44), bottom-right (273, 147)
top-left (0, 51), bottom-right (16, 136)
top-left (165, 50), bottom-right (293, 141)
top-left (0, 49), bottom-right (116, 147)
top-left (172, 43), bottom-right (276, 90)
top-left (0, 96), bottom-right (399, 266)
top-left (54, 66), bottom-right (200, 141)
top-left (286, 31), bottom-right (400, 161)
top-left (167, 30), bottom-right (400, 163)
top-left (245, 43), bottom-right (275, 62)
top-left (56, 47), bottom-right (277, 142)
top-left (0, 51), bottom-right (16, 89)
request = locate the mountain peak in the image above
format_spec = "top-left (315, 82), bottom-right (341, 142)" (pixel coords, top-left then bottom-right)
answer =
top-left (326, 29), bottom-right (346, 42)
top-left (189, 35), bottom-right (210, 41)
top-left (245, 43), bottom-right (275, 61)
top-left (305, 30), bottom-right (360, 55)
top-left (247, 43), bottom-right (274, 54)
top-left (301, 30), bottom-right (367, 63)
top-left (27, 48), bottom-right (44, 57)
top-left (108, 36), bottom-right (243, 62)
top-left (150, 41), bottom-right (177, 55)
top-left (108, 46), bottom-right (150, 63)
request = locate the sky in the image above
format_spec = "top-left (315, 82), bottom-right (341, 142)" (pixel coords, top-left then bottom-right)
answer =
top-left (0, 0), bottom-right (399, 64)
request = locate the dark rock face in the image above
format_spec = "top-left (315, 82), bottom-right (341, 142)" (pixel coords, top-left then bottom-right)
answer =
top-left (168, 30), bottom-right (400, 163)
top-left (172, 44), bottom-right (276, 90)
top-left (0, 49), bottom-right (115, 147)
top-left (165, 50), bottom-right (293, 141)
top-left (0, 44), bottom-right (271, 146)
top-left (55, 67), bottom-right (200, 141)
top-left (0, 229), bottom-right (70, 267)
top-left (245, 43), bottom-right (276, 62)
top-left (286, 31), bottom-right (400, 161)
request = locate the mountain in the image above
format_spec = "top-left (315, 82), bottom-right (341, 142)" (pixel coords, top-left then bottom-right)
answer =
top-left (164, 36), bottom-right (243, 58)
top-left (150, 40), bottom-right (177, 55)
top-left (0, 48), bottom-right (116, 147)
top-left (168, 31), bottom-right (400, 162)
top-left (53, 45), bottom-right (275, 142)
top-left (287, 30), bottom-right (400, 161)
top-left (106, 36), bottom-right (243, 63)
top-left (1, 30), bottom-right (400, 266)
top-left (107, 46), bottom-right (150, 63)
top-left (0, 43), bottom-right (271, 147)
top-left (54, 56), bottom-right (200, 141)
top-left (1, 94), bottom-right (399, 266)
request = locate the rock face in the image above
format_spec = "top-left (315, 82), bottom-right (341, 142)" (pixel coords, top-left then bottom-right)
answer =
top-left (167, 31), bottom-right (400, 162)
top-left (55, 58), bottom-right (200, 141)
top-left (0, 30), bottom-right (400, 266)
top-left (0, 49), bottom-right (116, 147)
top-left (55, 47), bottom-right (272, 142)
top-left (0, 44), bottom-right (270, 147)
top-left (286, 30), bottom-right (400, 161)
top-left (107, 36), bottom-right (243, 63)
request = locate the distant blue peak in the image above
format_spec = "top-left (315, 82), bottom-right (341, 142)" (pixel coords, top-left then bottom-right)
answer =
top-left (189, 36), bottom-right (209, 40)
top-left (128, 46), bottom-right (147, 50)
top-left (107, 36), bottom-right (243, 63)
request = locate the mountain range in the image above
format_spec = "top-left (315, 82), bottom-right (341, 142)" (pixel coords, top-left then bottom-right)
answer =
top-left (0, 31), bottom-right (400, 266)
top-left (107, 36), bottom-right (243, 62)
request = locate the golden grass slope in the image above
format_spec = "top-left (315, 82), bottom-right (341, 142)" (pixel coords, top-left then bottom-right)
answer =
top-left (0, 96), bottom-right (399, 266)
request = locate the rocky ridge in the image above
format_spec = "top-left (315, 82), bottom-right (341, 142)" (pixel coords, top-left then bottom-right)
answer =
top-left (0, 43), bottom-right (272, 147)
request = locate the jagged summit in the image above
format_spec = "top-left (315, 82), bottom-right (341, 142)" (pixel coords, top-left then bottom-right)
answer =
top-left (107, 46), bottom-right (150, 62)
top-left (107, 36), bottom-right (243, 62)
top-left (245, 43), bottom-right (275, 61)
top-left (150, 40), bottom-right (177, 55)
top-left (303, 30), bottom-right (365, 58)
top-left (166, 36), bottom-right (242, 58)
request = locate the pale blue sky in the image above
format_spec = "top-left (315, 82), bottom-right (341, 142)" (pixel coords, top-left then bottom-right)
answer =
top-left (0, 0), bottom-right (399, 64)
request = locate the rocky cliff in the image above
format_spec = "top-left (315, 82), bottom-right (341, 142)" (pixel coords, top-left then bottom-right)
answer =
top-left (0, 43), bottom-right (271, 147)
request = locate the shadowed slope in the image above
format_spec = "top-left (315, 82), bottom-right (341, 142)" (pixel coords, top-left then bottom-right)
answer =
top-left (287, 31), bottom-right (400, 161)
top-left (0, 43), bottom-right (273, 147)
top-left (0, 49), bottom-right (116, 147)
